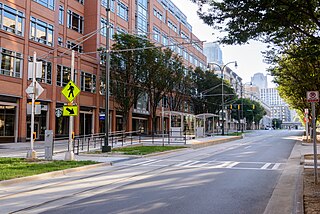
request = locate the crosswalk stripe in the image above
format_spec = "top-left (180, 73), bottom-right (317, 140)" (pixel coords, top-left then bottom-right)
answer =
top-left (226, 162), bottom-right (240, 168)
top-left (142, 160), bottom-right (162, 166)
top-left (175, 160), bottom-right (193, 167)
top-left (183, 161), bottom-right (200, 167)
top-left (261, 163), bottom-right (272, 169)
top-left (272, 163), bottom-right (281, 170)
top-left (132, 159), bottom-right (156, 166)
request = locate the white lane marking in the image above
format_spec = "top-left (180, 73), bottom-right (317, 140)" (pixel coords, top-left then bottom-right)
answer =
top-left (131, 159), bottom-right (156, 166)
top-left (175, 160), bottom-right (193, 167)
top-left (226, 162), bottom-right (240, 168)
top-left (142, 160), bottom-right (162, 166)
top-left (261, 163), bottom-right (272, 169)
top-left (183, 161), bottom-right (200, 167)
top-left (272, 163), bottom-right (281, 170)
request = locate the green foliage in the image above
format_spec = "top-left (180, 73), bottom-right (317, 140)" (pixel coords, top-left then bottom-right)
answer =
top-left (192, 0), bottom-right (320, 47)
top-left (272, 118), bottom-right (282, 129)
top-left (111, 146), bottom-right (186, 155)
top-left (230, 98), bottom-right (266, 129)
top-left (190, 67), bottom-right (236, 115)
top-left (270, 41), bottom-right (320, 120)
top-left (0, 158), bottom-right (96, 181)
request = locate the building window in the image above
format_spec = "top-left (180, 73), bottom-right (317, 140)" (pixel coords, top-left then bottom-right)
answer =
top-left (153, 27), bottom-right (160, 42)
top-left (168, 20), bottom-right (177, 32)
top-left (30, 17), bottom-right (54, 46)
top-left (162, 34), bottom-right (168, 46)
top-left (66, 41), bottom-right (83, 53)
top-left (117, 1), bottom-right (128, 21)
top-left (76, 0), bottom-right (84, 4)
top-left (33, 0), bottom-right (54, 10)
top-left (56, 65), bottom-right (77, 87)
top-left (67, 10), bottom-right (84, 33)
top-left (101, 0), bottom-right (115, 12)
top-left (59, 5), bottom-right (64, 25)
top-left (116, 27), bottom-right (127, 35)
top-left (80, 71), bottom-right (96, 93)
top-left (0, 4), bottom-right (24, 36)
top-left (28, 57), bottom-right (52, 84)
top-left (100, 18), bottom-right (114, 39)
top-left (153, 8), bottom-right (163, 21)
top-left (58, 37), bottom-right (63, 46)
top-left (0, 48), bottom-right (22, 78)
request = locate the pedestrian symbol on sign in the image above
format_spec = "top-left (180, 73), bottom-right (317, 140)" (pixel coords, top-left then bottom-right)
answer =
top-left (61, 80), bottom-right (80, 102)
top-left (68, 83), bottom-right (75, 98)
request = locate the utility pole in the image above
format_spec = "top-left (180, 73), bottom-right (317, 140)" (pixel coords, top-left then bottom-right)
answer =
top-left (102, 1), bottom-right (112, 152)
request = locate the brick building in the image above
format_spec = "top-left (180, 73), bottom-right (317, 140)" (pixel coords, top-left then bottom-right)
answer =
top-left (0, 0), bottom-right (206, 142)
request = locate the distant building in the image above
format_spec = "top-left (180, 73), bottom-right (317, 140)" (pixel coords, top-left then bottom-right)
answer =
top-left (251, 73), bottom-right (268, 89)
top-left (260, 88), bottom-right (291, 122)
top-left (204, 42), bottom-right (223, 65)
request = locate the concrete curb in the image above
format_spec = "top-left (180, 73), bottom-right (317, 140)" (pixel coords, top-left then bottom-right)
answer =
top-left (0, 163), bottom-right (110, 187)
top-left (190, 135), bottom-right (243, 149)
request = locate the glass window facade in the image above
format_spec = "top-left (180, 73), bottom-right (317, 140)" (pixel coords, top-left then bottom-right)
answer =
top-left (57, 64), bottom-right (77, 86)
top-left (30, 16), bottom-right (54, 46)
top-left (33, 0), bottom-right (54, 10)
top-left (80, 71), bottom-right (96, 93)
top-left (67, 10), bottom-right (84, 33)
top-left (0, 105), bottom-right (15, 137)
top-left (117, 1), bottom-right (128, 21)
top-left (0, 3), bottom-right (24, 36)
top-left (136, 0), bottom-right (148, 35)
top-left (0, 48), bottom-right (22, 78)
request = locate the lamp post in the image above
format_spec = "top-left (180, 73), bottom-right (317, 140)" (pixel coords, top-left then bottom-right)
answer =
top-left (102, 2), bottom-right (111, 152)
top-left (207, 61), bottom-right (237, 135)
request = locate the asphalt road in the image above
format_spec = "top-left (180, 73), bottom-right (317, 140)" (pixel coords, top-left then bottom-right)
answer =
top-left (36, 130), bottom-right (301, 214)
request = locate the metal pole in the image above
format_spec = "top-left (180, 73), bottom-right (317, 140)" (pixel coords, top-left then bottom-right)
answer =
top-left (221, 66), bottom-right (224, 135)
top-left (312, 102), bottom-right (318, 183)
top-left (162, 107), bottom-right (164, 146)
top-left (27, 52), bottom-right (37, 159)
top-left (65, 50), bottom-right (75, 160)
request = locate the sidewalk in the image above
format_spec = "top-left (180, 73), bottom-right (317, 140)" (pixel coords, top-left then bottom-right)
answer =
top-left (264, 139), bottom-right (318, 214)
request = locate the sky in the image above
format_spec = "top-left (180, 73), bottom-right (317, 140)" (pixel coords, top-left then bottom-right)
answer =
top-left (171, 0), bottom-right (275, 87)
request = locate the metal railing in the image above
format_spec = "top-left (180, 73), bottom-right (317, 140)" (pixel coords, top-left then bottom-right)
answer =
top-left (52, 130), bottom-right (190, 155)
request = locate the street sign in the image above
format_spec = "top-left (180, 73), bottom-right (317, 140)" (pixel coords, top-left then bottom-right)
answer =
top-left (26, 82), bottom-right (44, 100)
top-left (63, 106), bottom-right (78, 116)
top-left (61, 80), bottom-right (80, 102)
top-left (307, 91), bottom-right (319, 103)
top-left (55, 108), bottom-right (63, 117)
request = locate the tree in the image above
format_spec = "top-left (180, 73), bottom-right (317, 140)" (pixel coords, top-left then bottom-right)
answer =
top-left (270, 42), bottom-right (320, 121)
top-left (190, 67), bottom-right (237, 118)
top-left (230, 98), bottom-right (266, 130)
top-left (191, 0), bottom-right (320, 47)
top-left (104, 34), bottom-right (156, 131)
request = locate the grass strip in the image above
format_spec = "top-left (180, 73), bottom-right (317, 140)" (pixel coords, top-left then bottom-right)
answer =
top-left (111, 145), bottom-right (186, 155)
top-left (0, 157), bottom-right (97, 181)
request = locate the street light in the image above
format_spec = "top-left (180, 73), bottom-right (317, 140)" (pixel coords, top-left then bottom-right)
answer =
top-left (207, 61), bottom-right (238, 135)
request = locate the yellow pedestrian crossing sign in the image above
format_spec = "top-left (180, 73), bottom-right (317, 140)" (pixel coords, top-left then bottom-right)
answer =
top-left (62, 80), bottom-right (80, 102)
top-left (63, 106), bottom-right (78, 116)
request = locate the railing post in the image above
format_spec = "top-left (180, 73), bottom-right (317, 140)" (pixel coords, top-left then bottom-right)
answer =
top-left (87, 137), bottom-right (90, 152)
top-left (77, 139), bottom-right (80, 155)
top-left (122, 131), bottom-right (124, 147)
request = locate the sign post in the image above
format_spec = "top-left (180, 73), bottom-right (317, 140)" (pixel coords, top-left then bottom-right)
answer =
top-left (307, 91), bottom-right (319, 184)
top-left (62, 51), bottom-right (80, 160)
top-left (25, 52), bottom-right (44, 159)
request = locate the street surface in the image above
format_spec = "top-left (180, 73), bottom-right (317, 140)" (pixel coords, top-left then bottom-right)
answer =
top-left (1, 130), bottom-right (302, 214)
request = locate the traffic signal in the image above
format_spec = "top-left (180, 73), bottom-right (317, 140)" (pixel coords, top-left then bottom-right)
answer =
top-left (230, 104), bottom-right (232, 109)
top-left (252, 104), bottom-right (255, 109)
top-left (238, 104), bottom-right (240, 110)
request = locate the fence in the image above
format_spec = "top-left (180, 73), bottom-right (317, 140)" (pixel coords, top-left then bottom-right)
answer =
top-left (52, 130), bottom-right (189, 155)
